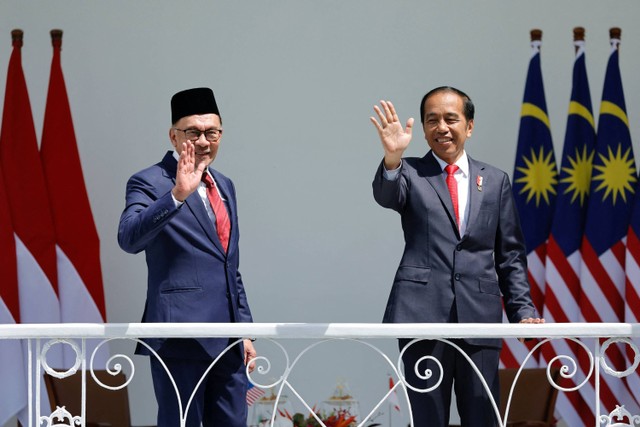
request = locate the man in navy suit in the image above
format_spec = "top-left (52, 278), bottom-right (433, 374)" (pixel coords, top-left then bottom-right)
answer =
top-left (370, 86), bottom-right (544, 427)
top-left (118, 87), bottom-right (255, 427)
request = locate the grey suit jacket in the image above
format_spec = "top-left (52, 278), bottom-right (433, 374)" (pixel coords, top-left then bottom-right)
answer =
top-left (372, 151), bottom-right (536, 347)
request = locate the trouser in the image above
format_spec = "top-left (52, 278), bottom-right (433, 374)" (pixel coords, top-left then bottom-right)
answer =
top-left (150, 342), bottom-right (247, 427)
top-left (399, 338), bottom-right (500, 427)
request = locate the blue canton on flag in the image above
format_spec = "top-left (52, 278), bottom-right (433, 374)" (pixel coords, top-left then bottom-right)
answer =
top-left (246, 382), bottom-right (266, 406)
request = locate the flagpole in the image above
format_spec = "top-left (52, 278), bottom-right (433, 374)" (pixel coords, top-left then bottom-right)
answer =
top-left (573, 26), bottom-right (584, 48)
top-left (50, 29), bottom-right (63, 43)
top-left (610, 27), bottom-right (621, 43)
top-left (530, 28), bottom-right (541, 42)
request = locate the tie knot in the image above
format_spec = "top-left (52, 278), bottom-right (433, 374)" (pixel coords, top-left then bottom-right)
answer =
top-left (445, 164), bottom-right (459, 176)
top-left (202, 173), bottom-right (214, 188)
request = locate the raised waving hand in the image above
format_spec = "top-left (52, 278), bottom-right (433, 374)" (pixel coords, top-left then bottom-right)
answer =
top-left (172, 141), bottom-right (207, 202)
top-left (370, 100), bottom-right (414, 170)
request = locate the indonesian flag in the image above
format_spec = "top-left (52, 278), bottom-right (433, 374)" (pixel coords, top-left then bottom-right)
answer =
top-left (40, 30), bottom-right (107, 366)
top-left (0, 160), bottom-right (26, 427)
top-left (0, 29), bottom-right (61, 424)
top-left (0, 28), bottom-right (62, 334)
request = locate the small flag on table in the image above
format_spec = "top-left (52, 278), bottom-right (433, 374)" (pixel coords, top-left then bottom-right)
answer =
top-left (246, 382), bottom-right (266, 406)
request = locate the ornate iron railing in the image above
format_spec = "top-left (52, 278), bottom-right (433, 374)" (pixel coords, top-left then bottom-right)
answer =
top-left (1, 323), bottom-right (639, 427)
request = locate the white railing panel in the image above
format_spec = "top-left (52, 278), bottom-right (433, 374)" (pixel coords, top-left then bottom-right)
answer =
top-left (1, 323), bottom-right (639, 427)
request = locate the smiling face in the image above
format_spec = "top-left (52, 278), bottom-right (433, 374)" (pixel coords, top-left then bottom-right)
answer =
top-left (170, 113), bottom-right (222, 168)
top-left (422, 90), bottom-right (474, 164)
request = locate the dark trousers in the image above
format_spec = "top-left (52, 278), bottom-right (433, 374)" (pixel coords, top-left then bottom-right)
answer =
top-left (150, 343), bottom-right (247, 427)
top-left (399, 339), bottom-right (500, 427)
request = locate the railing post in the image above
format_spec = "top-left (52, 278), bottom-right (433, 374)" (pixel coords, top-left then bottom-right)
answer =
top-left (36, 338), bottom-right (41, 427)
top-left (82, 338), bottom-right (87, 427)
top-left (594, 338), bottom-right (601, 427)
top-left (27, 338), bottom-right (33, 427)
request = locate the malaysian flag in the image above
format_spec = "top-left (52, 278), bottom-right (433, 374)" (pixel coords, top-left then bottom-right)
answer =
top-left (505, 29), bottom-right (557, 368)
top-left (541, 28), bottom-right (596, 427)
top-left (579, 28), bottom-right (640, 418)
top-left (624, 173), bottom-right (640, 406)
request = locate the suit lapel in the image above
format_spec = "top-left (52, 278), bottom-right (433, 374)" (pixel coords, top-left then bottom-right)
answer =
top-left (465, 157), bottom-right (486, 237)
top-left (185, 190), bottom-right (223, 252)
top-left (162, 152), bottom-right (228, 255)
top-left (421, 152), bottom-right (460, 236)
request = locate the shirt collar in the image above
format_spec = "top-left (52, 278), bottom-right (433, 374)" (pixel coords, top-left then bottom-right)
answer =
top-left (433, 151), bottom-right (469, 177)
top-left (172, 150), bottom-right (212, 180)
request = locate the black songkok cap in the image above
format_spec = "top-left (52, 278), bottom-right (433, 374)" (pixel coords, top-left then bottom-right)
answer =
top-left (171, 87), bottom-right (220, 123)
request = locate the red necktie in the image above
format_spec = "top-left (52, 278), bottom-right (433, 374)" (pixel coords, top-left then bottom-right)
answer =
top-left (202, 174), bottom-right (230, 253)
top-left (445, 164), bottom-right (460, 227)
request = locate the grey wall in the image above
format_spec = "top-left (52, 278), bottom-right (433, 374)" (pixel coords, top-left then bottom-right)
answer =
top-left (2, 1), bottom-right (639, 425)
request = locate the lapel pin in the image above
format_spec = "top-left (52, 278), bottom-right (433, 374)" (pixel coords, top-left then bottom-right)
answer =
top-left (476, 175), bottom-right (483, 192)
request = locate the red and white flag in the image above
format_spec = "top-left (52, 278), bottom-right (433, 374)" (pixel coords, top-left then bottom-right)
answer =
top-left (0, 157), bottom-right (26, 427)
top-left (388, 376), bottom-right (401, 412)
top-left (0, 29), bottom-right (62, 423)
top-left (40, 30), bottom-right (107, 366)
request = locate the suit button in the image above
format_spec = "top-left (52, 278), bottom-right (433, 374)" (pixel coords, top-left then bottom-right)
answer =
top-left (456, 244), bottom-right (462, 251)
top-left (454, 273), bottom-right (461, 281)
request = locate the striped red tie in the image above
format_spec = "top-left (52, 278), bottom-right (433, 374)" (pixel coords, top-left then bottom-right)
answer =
top-left (202, 173), bottom-right (230, 252)
top-left (445, 164), bottom-right (460, 227)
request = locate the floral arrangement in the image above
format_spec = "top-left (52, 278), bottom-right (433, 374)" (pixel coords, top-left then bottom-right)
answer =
top-left (291, 409), bottom-right (358, 427)
top-left (284, 408), bottom-right (381, 427)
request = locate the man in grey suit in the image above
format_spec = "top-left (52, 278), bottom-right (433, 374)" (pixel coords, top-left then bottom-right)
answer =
top-left (370, 86), bottom-right (544, 427)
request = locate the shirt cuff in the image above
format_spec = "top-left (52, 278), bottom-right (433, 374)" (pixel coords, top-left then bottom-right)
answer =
top-left (382, 160), bottom-right (402, 180)
top-left (171, 191), bottom-right (185, 208)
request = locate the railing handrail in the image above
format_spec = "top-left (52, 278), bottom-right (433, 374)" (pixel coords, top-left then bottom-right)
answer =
top-left (1, 322), bottom-right (639, 339)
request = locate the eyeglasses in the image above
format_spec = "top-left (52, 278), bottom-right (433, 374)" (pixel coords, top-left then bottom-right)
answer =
top-left (173, 127), bottom-right (223, 142)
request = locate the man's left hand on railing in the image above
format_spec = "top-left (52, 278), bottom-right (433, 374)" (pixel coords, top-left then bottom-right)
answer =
top-left (518, 317), bottom-right (545, 343)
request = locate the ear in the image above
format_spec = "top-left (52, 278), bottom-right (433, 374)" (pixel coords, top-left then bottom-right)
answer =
top-left (169, 128), bottom-right (178, 149)
top-left (466, 119), bottom-right (474, 138)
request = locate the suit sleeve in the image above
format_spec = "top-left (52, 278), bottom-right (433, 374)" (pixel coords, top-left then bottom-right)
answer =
top-left (117, 173), bottom-right (180, 254)
top-left (372, 160), bottom-right (409, 212)
top-left (494, 173), bottom-right (538, 322)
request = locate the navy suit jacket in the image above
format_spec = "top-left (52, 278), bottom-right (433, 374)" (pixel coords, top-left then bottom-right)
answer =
top-left (373, 151), bottom-right (536, 348)
top-left (118, 151), bottom-right (252, 359)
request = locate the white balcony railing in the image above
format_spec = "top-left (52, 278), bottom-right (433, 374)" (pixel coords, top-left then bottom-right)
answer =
top-left (1, 323), bottom-right (639, 427)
